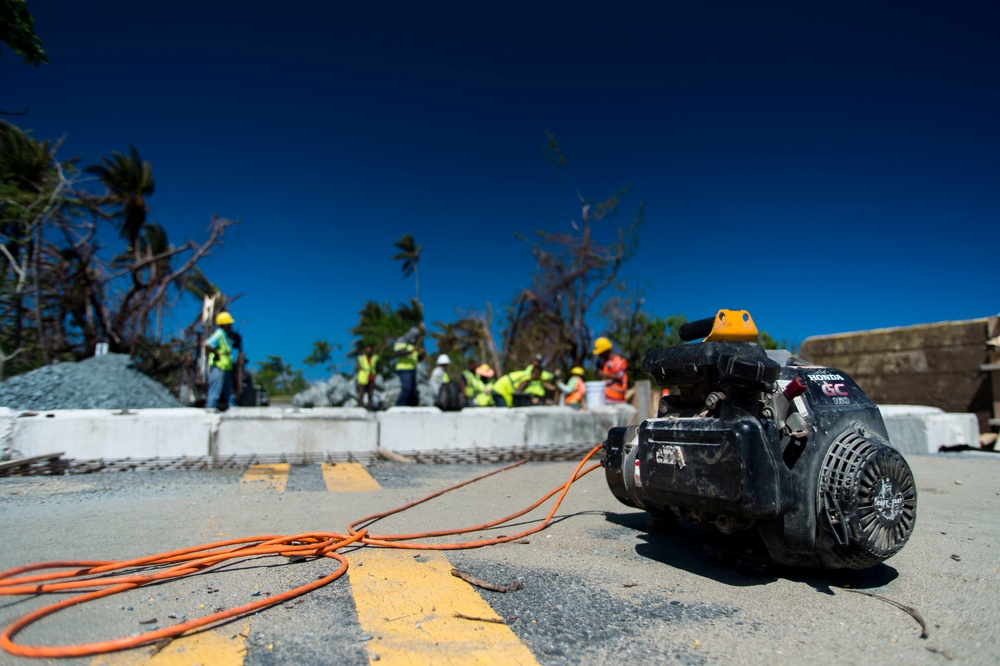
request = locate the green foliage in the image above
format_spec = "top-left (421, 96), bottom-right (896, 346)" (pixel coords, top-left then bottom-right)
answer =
top-left (84, 145), bottom-right (155, 249)
top-left (254, 355), bottom-right (307, 396)
top-left (602, 294), bottom-right (687, 384)
top-left (349, 299), bottom-right (424, 373)
top-left (758, 331), bottom-right (796, 352)
top-left (1, 120), bottom-right (234, 385)
top-left (392, 233), bottom-right (421, 302)
top-left (0, 0), bottom-right (48, 67)
top-left (303, 339), bottom-right (339, 374)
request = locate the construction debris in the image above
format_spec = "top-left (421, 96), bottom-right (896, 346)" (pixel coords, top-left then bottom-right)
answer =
top-left (450, 568), bottom-right (524, 593)
top-left (0, 452), bottom-right (67, 476)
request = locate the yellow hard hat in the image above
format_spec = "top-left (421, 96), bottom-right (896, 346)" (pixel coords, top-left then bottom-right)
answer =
top-left (592, 337), bottom-right (612, 355)
top-left (571, 366), bottom-right (584, 376)
top-left (216, 311), bottom-right (234, 325)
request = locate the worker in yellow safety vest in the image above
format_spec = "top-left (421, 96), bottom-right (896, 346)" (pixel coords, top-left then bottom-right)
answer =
top-left (462, 362), bottom-right (496, 406)
top-left (491, 365), bottom-right (543, 407)
top-left (393, 327), bottom-right (421, 406)
top-left (355, 344), bottom-right (379, 411)
top-left (204, 311), bottom-right (235, 411)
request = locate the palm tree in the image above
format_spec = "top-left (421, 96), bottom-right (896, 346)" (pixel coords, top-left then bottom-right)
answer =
top-left (85, 145), bottom-right (154, 251)
top-left (392, 234), bottom-right (421, 303)
top-left (0, 120), bottom-right (64, 366)
top-left (134, 222), bottom-right (172, 339)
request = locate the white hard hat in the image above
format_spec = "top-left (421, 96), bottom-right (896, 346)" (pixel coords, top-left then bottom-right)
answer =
top-left (436, 354), bottom-right (451, 365)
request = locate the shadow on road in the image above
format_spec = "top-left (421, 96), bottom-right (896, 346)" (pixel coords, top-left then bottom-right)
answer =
top-left (604, 511), bottom-right (898, 591)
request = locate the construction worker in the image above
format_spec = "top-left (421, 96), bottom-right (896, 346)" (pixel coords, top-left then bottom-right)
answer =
top-left (491, 365), bottom-right (543, 407)
top-left (204, 311), bottom-right (235, 411)
top-left (476, 364), bottom-right (496, 406)
top-left (557, 366), bottom-right (587, 409)
top-left (461, 360), bottom-right (478, 402)
top-left (462, 362), bottom-right (495, 406)
top-left (430, 354), bottom-right (451, 397)
top-left (593, 336), bottom-right (628, 403)
top-left (393, 327), bottom-right (421, 406)
top-left (522, 355), bottom-right (556, 403)
top-left (355, 344), bottom-right (379, 411)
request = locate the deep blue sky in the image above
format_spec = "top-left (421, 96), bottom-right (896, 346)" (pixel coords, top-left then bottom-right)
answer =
top-left (4, 1), bottom-right (998, 381)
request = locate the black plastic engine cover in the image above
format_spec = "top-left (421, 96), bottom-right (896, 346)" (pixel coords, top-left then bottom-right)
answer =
top-left (642, 341), bottom-right (779, 387)
top-left (630, 414), bottom-right (792, 519)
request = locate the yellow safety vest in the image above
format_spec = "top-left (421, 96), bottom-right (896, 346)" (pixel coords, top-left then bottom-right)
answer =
top-left (462, 369), bottom-right (484, 398)
top-left (357, 354), bottom-right (379, 384)
top-left (209, 330), bottom-right (233, 371)
top-left (394, 342), bottom-right (418, 371)
top-left (493, 369), bottom-right (531, 407)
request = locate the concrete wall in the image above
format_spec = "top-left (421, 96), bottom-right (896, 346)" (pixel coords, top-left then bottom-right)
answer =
top-left (800, 316), bottom-right (998, 431)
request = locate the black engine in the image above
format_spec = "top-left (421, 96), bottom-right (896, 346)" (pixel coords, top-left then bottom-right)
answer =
top-left (602, 310), bottom-right (917, 569)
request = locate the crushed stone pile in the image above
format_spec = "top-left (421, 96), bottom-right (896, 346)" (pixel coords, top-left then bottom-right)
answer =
top-left (0, 353), bottom-right (183, 411)
top-left (293, 364), bottom-right (433, 409)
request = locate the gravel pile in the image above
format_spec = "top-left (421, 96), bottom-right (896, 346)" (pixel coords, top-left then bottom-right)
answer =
top-left (293, 364), bottom-right (433, 409)
top-left (0, 353), bottom-right (183, 410)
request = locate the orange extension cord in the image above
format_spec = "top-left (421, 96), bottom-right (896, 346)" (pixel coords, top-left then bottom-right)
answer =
top-left (0, 444), bottom-right (604, 659)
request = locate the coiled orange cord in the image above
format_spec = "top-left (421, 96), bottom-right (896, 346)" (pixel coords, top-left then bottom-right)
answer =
top-left (0, 444), bottom-right (603, 658)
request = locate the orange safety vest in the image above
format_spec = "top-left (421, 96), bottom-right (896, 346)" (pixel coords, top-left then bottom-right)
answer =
top-left (601, 354), bottom-right (628, 402)
top-left (565, 376), bottom-right (586, 406)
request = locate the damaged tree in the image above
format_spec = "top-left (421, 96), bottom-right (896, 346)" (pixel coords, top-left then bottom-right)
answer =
top-left (0, 120), bottom-right (237, 383)
top-left (502, 132), bottom-right (644, 371)
top-left (431, 305), bottom-right (502, 374)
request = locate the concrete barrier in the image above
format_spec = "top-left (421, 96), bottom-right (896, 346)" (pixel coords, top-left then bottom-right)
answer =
top-left (377, 405), bottom-right (636, 453)
top-left (0, 402), bottom-right (977, 463)
top-left (0, 407), bottom-right (15, 459)
top-left (9, 408), bottom-right (213, 459)
top-left (879, 404), bottom-right (980, 455)
top-left (215, 407), bottom-right (377, 457)
top-left (378, 407), bottom-right (526, 452)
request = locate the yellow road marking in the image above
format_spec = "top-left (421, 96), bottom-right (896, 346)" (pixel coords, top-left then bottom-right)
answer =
top-left (240, 463), bottom-right (289, 492)
top-left (91, 622), bottom-right (249, 666)
top-left (322, 462), bottom-right (382, 492)
top-left (348, 550), bottom-right (539, 665)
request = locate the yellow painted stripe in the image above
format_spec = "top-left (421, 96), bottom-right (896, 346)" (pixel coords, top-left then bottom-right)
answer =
top-left (240, 463), bottom-right (289, 492)
top-left (91, 622), bottom-right (249, 666)
top-left (322, 462), bottom-right (382, 492)
top-left (348, 550), bottom-right (539, 665)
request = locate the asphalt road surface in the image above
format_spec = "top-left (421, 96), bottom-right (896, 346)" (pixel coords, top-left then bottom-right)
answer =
top-left (1, 452), bottom-right (998, 665)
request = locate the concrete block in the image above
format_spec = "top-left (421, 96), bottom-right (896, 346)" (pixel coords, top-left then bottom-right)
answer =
top-left (377, 407), bottom-right (528, 451)
top-left (879, 405), bottom-right (980, 456)
top-left (215, 407), bottom-right (378, 456)
top-left (523, 405), bottom-right (637, 448)
top-left (10, 408), bottom-right (212, 459)
top-left (0, 407), bottom-right (14, 459)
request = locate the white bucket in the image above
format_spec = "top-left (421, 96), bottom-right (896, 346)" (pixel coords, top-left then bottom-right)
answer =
top-left (585, 381), bottom-right (606, 408)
